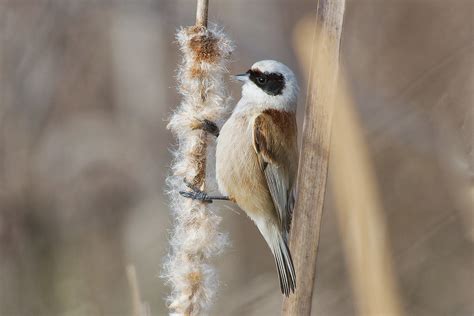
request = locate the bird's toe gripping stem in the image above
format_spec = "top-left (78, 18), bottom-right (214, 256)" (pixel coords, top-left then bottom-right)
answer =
top-left (179, 179), bottom-right (213, 203)
top-left (192, 119), bottom-right (219, 137)
top-left (179, 178), bottom-right (230, 203)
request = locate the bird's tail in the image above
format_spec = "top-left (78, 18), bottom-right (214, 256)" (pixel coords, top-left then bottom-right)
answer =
top-left (260, 222), bottom-right (296, 296)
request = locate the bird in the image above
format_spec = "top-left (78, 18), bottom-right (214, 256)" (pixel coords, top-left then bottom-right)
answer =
top-left (180, 60), bottom-right (299, 296)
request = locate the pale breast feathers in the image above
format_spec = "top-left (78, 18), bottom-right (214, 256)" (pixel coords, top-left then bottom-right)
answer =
top-left (252, 109), bottom-right (298, 233)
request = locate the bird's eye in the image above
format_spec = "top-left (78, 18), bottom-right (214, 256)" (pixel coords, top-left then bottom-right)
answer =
top-left (257, 77), bottom-right (267, 84)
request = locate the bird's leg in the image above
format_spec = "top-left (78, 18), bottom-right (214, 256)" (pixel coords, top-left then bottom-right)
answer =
top-left (179, 178), bottom-right (230, 203)
top-left (192, 119), bottom-right (220, 137)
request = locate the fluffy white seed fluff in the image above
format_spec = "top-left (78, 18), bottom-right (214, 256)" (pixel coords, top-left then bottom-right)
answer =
top-left (163, 24), bottom-right (233, 316)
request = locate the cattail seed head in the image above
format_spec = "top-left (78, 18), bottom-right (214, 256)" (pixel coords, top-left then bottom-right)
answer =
top-left (163, 24), bottom-right (233, 315)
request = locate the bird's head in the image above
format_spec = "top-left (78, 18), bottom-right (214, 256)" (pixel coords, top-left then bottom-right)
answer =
top-left (234, 60), bottom-right (298, 112)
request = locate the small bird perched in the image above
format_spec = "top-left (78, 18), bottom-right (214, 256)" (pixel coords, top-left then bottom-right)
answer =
top-left (180, 60), bottom-right (298, 296)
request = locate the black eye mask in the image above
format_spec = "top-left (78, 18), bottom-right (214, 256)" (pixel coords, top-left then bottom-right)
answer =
top-left (247, 69), bottom-right (286, 96)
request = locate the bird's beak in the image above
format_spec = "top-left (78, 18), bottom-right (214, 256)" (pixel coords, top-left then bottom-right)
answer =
top-left (233, 73), bottom-right (249, 83)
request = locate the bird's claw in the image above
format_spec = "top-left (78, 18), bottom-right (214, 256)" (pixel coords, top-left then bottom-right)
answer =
top-left (192, 119), bottom-right (219, 137)
top-left (179, 178), bottom-right (213, 203)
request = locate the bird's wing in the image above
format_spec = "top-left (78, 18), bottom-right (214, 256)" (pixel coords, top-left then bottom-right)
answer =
top-left (252, 109), bottom-right (298, 233)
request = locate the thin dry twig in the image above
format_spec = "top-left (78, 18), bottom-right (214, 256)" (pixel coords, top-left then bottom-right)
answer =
top-left (126, 265), bottom-right (150, 316)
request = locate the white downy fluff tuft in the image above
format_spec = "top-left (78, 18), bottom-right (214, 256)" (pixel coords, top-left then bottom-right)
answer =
top-left (163, 24), bottom-right (233, 316)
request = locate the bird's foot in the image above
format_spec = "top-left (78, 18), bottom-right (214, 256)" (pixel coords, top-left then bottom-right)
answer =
top-left (179, 179), bottom-right (213, 203)
top-left (192, 119), bottom-right (219, 137)
top-left (179, 178), bottom-right (230, 203)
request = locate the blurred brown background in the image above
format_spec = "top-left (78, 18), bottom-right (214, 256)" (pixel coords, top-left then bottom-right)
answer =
top-left (0, 1), bottom-right (472, 315)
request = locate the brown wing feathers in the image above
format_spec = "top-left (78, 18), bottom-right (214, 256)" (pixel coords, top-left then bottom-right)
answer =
top-left (252, 109), bottom-right (297, 230)
top-left (253, 109), bottom-right (298, 296)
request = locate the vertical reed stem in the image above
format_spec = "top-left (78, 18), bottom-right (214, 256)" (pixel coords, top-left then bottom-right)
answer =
top-left (282, 1), bottom-right (345, 315)
top-left (293, 10), bottom-right (403, 316)
top-left (196, 0), bottom-right (209, 28)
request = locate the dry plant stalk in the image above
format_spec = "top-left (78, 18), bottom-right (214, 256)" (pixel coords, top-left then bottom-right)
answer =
top-left (331, 77), bottom-right (404, 316)
top-left (163, 1), bottom-right (233, 314)
top-left (126, 265), bottom-right (150, 316)
top-left (282, 1), bottom-right (345, 315)
top-left (294, 15), bottom-right (404, 316)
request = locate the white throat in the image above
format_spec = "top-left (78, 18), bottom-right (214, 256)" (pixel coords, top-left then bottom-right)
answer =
top-left (234, 83), bottom-right (297, 114)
